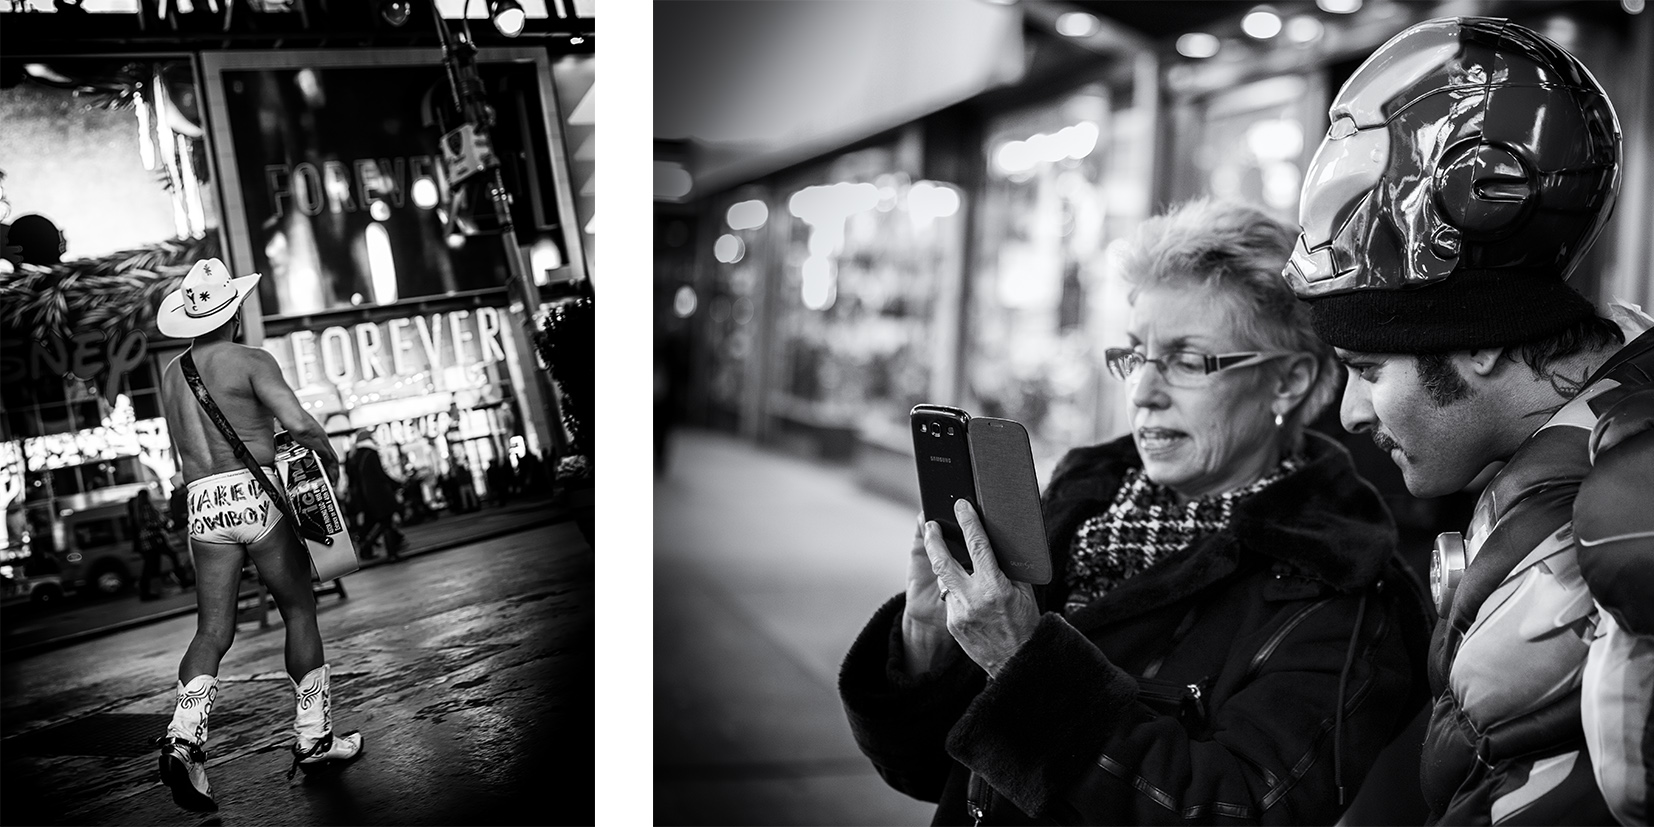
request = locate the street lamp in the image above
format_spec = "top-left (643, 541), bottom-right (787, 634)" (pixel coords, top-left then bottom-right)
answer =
top-left (488, 0), bottom-right (525, 37)
top-left (427, 0), bottom-right (540, 316)
top-left (426, 0), bottom-right (574, 461)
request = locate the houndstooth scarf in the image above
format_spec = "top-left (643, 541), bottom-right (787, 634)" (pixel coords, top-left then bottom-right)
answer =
top-left (1064, 457), bottom-right (1300, 615)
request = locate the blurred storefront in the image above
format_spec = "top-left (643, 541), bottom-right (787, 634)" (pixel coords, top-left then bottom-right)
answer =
top-left (657, 0), bottom-right (1654, 484)
top-left (1, 1), bottom-right (592, 600)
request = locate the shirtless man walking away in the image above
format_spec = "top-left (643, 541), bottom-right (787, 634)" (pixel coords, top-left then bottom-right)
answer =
top-left (153, 258), bottom-right (363, 812)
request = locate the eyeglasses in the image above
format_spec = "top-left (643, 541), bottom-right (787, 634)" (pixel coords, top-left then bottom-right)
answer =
top-left (1104, 348), bottom-right (1295, 387)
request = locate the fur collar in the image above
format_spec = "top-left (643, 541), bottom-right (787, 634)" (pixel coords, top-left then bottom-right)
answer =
top-left (1042, 430), bottom-right (1396, 626)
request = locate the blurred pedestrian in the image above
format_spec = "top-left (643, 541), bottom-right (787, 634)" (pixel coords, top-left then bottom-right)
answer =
top-left (129, 489), bottom-right (191, 600)
top-left (486, 457), bottom-right (513, 506)
top-left (655, 335), bottom-right (687, 475)
top-left (168, 475), bottom-right (188, 532)
top-left (400, 462), bottom-right (434, 524)
top-left (516, 450), bottom-right (547, 497)
top-left (348, 431), bottom-right (405, 560)
top-left (453, 459), bottom-right (480, 512)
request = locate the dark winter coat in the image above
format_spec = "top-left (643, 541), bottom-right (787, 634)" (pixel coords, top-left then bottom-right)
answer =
top-left (840, 431), bottom-right (1433, 824)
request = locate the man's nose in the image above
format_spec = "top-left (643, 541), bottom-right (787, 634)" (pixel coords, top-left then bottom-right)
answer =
top-left (1340, 380), bottom-right (1374, 434)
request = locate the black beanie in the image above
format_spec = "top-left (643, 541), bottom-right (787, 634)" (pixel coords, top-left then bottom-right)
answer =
top-left (1304, 268), bottom-right (1598, 353)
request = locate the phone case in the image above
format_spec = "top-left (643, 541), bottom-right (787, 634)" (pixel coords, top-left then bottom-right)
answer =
top-left (911, 405), bottom-right (976, 571)
top-left (968, 417), bottom-right (1052, 584)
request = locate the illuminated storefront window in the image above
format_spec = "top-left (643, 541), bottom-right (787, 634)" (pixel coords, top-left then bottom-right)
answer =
top-left (1191, 75), bottom-right (1312, 221)
top-left (262, 304), bottom-right (528, 501)
top-left (968, 83), bottom-right (1153, 463)
top-left (1, 381), bottom-right (177, 552)
top-left (701, 188), bottom-right (768, 427)
top-left (768, 144), bottom-right (966, 447)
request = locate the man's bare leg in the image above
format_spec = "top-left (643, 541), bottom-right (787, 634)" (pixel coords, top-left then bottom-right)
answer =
top-left (160, 538), bottom-right (246, 812)
top-left (246, 526), bottom-right (364, 775)
top-left (178, 539), bottom-right (247, 681)
top-left (245, 526), bottom-right (322, 680)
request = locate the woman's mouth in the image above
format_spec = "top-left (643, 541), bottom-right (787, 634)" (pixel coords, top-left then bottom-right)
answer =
top-left (1137, 428), bottom-right (1187, 451)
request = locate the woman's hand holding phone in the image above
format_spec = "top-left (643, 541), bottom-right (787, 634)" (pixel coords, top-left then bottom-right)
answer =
top-left (901, 513), bottom-right (953, 677)
top-left (923, 500), bottom-right (1040, 679)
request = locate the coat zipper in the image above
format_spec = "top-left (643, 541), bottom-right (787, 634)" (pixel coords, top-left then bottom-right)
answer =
top-left (966, 772), bottom-right (990, 826)
top-left (1136, 676), bottom-right (1210, 726)
top-left (1245, 598), bottom-right (1333, 681)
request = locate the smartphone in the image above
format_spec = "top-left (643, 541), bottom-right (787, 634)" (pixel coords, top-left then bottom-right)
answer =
top-left (911, 404), bottom-right (978, 572)
top-left (968, 417), bottom-right (1052, 585)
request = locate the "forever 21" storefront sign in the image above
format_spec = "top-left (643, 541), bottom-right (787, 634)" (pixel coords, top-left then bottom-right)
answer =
top-left (264, 305), bottom-right (508, 391)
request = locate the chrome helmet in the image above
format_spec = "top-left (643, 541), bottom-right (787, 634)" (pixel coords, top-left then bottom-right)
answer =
top-left (1285, 18), bottom-right (1621, 351)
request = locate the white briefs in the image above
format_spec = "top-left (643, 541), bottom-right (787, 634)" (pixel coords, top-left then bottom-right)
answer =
top-left (186, 467), bottom-right (284, 545)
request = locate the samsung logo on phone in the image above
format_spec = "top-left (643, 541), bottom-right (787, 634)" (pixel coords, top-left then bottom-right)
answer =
top-left (928, 456), bottom-right (952, 463)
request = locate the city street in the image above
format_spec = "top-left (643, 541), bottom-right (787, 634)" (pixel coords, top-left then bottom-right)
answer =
top-left (654, 428), bottom-right (936, 826)
top-left (1, 518), bottom-right (594, 826)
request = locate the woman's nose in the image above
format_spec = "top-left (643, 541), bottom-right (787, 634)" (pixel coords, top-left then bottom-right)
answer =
top-left (1129, 363), bottom-right (1169, 408)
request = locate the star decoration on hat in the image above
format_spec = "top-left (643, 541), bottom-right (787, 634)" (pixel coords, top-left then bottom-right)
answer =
top-left (200, 290), bottom-right (210, 301)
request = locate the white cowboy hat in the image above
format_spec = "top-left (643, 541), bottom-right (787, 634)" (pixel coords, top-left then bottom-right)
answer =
top-left (156, 258), bottom-right (262, 339)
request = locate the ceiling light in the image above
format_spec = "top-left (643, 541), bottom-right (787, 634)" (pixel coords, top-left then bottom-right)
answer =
top-left (488, 0), bottom-right (525, 37)
top-left (1316, 0), bottom-right (1362, 13)
top-left (655, 161), bottom-right (693, 200)
top-left (1242, 7), bottom-right (1283, 39)
top-left (1055, 12), bottom-right (1100, 37)
top-left (1176, 32), bottom-right (1221, 58)
top-left (726, 199), bottom-right (768, 230)
top-left (714, 234), bottom-right (745, 264)
top-left (378, 0), bottom-right (411, 26)
top-left (1624, 0), bottom-right (1646, 13)
top-left (1285, 15), bottom-right (1323, 43)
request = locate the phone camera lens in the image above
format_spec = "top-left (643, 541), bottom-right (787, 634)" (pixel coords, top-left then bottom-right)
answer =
top-left (946, 427), bottom-right (955, 436)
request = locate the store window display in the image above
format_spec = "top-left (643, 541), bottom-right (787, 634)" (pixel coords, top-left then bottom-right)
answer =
top-left (1167, 73), bottom-right (1322, 226)
top-left (768, 143), bottom-right (966, 452)
top-left (968, 84), bottom-right (1153, 465)
top-left (700, 188), bottom-right (769, 430)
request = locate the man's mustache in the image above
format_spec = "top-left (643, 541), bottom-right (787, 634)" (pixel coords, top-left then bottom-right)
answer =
top-left (1372, 431), bottom-right (1401, 454)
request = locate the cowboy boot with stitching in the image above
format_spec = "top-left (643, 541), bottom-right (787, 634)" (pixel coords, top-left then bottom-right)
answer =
top-left (287, 663), bottom-right (364, 780)
top-left (157, 674), bottom-right (219, 812)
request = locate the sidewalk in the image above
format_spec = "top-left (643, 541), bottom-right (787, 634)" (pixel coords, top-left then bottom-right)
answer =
top-left (654, 428), bottom-right (936, 826)
top-left (1, 495), bottom-right (572, 658)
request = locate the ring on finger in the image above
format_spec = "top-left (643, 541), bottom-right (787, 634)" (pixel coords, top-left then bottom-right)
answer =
top-left (939, 586), bottom-right (951, 601)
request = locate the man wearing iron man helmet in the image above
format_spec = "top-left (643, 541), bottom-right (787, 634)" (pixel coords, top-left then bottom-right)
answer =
top-left (1286, 17), bottom-right (1651, 826)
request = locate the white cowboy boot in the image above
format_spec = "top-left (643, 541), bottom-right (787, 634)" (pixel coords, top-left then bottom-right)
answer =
top-left (157, 674), bottom-right (219, 811)
top-left (287, 664), bottom-right (364, 779)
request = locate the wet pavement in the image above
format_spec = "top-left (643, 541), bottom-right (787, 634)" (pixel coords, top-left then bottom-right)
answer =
top-left (2, 498), bottom-right (572, 657)
top-left (1, 516), bottom-right (594, 826)
top-left (654, 429), bottom-right (936, 826)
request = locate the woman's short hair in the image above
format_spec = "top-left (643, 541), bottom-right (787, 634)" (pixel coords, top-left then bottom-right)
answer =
top-left (1114, 198), bottom-right (1338, 450)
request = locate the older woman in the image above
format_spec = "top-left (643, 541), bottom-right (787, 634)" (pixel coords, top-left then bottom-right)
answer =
top-left (840, 199), bottom-right (1431, 825)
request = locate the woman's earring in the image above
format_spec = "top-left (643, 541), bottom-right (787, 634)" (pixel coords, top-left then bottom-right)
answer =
top-left (1274, 411), bottom-right (1285, 429)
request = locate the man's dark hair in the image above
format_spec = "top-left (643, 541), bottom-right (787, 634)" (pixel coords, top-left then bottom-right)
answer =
top-left (1414, 314), bottom-right (1624, 407)
top-left (1505, 313), bottom-right (1624, 399)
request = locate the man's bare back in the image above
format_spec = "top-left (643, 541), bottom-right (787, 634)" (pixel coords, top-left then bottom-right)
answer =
top-left (161, 339), bottom-right (338, 485)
